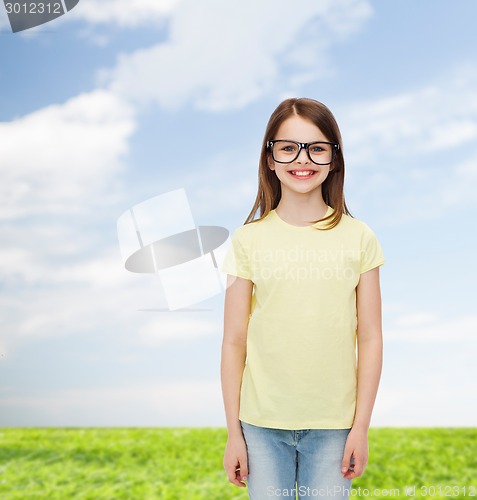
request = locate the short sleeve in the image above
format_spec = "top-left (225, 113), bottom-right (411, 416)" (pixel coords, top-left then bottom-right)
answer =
top-left (221, 227), bottom-right (252, 280)
top-left (360, 223), bottom-right (385, 274)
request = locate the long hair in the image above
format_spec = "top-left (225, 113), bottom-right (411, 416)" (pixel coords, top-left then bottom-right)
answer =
top-left (243, 97), bottom-right (353, 230)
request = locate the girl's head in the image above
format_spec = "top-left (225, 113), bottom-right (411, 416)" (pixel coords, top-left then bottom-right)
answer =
top-left (245, 97), bottom-right (352, 228)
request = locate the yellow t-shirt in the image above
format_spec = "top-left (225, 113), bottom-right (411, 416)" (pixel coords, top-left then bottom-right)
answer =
top-left (221, 205), bottom-right (385, 430)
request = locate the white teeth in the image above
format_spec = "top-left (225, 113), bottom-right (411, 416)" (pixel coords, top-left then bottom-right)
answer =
top-left (290, 171), bottom-right (314, 176)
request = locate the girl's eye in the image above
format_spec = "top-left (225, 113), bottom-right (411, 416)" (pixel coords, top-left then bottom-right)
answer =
top-left (282, 145), bottom-right (297, 152)
top-left (310, 146), bottom-right (324, 153)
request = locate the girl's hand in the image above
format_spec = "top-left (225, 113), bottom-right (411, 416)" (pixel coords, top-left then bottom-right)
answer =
top-left (223, 434), bottom-right (249, 488)
top-left (341, 427), bottom-right (369, 480)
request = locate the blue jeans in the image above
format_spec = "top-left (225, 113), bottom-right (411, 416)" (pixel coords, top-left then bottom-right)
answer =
top-left (240, 421), bottom-right (353, 499)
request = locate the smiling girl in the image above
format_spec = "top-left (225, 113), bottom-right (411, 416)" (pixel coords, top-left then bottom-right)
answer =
top-left (221, 97), bottom-right (385, 499)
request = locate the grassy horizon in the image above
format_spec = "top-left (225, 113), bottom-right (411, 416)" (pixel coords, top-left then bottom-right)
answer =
top-left (0, 427), bottom-right (476, 499)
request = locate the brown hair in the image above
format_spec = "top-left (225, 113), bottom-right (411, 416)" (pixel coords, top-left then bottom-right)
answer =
top-left (243, 97), bottom-right (353, 230)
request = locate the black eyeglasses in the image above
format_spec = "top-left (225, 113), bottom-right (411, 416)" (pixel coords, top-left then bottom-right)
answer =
top-left (267, 140), bottom-right (339, 165)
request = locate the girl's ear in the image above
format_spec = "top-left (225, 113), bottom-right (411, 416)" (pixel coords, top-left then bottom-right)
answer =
top-left (267, 154), bottom-right (275, 170)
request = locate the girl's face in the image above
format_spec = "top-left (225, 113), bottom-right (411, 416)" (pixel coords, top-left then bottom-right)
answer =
top-left (268, 115), bottom-right (334, 197)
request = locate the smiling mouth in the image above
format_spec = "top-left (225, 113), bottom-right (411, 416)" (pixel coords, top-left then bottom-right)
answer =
top-left (288, 170), bottom-right (317, 178)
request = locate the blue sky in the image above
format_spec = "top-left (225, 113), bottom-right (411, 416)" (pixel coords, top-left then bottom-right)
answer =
top-left (1, 0), bottom-right (476, 427)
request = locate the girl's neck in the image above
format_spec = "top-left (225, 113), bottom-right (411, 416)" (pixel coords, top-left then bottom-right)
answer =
top-left (275, 197), bottom-right (328, 226)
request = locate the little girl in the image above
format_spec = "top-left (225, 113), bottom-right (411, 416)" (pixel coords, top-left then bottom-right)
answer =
top-left (220, 97), bottom-right (385, 499)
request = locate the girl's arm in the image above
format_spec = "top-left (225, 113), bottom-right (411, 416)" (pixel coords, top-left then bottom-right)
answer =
top-left (354, 266), bottom-right (383, 431)
top-left (221, 274), bottom-right (253, 487)
top-left (342, 266), bottom-right (383, 480)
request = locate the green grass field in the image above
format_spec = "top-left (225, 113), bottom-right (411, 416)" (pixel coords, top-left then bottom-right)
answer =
top-left (0, 428), bottom-right (475, 499)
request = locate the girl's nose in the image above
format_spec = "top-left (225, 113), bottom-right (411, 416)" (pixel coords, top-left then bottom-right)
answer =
top-left (296, 147), bottom-right (310, 163)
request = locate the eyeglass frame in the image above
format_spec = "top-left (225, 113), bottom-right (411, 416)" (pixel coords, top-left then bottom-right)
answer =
top-left (267, 139), bottom-right (340, 165)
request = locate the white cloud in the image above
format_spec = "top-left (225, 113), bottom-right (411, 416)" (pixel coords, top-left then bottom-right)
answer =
top-left (0, 251), bottom-right (222, 355)
top-left (0, 79), bottom-right (228, 356)
top-left (373, 386), bottom-right (477, 427)
top-left (341, 64), bottom-right (477, 167)
top-left (136, 315), bottom-right (219, 346)
top-left (101, 0), bottom-right (372, 111)
top-left (72, 0), bottom-right (180, 27)
top-left (0, 89), bottom-right (136, 219)
top-left (0, 85), bottom-right (138, 359)
top-left (0, 0), bottom-right (177, 35)
top-left (0, 380), bottom-right (224, 426)
top-left (338, 64), bottom-right (477, 221)
top-left (375, 312), bottom-right (477, 426)
top-left (385, 313), bottom-right (477, 343)
top-left (395, 312), bottom-right (438, 327)
top-left (0, 273), bottom-right (147, 345)
top-left (0, 245), bottom-right (128, 288)
top-left (440, 153), bottom-right (477, 207)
